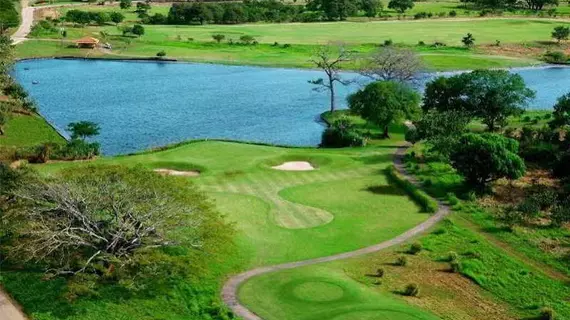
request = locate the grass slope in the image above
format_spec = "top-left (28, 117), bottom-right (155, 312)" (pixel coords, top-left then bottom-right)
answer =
top-left (0, 114), bottom-right (65, 147)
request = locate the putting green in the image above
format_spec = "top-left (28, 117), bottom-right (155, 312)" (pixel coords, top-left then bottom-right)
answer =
top-left (239, 266), bottom-right (440, 320)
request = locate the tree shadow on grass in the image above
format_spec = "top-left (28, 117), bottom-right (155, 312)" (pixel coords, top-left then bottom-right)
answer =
top-left (364, 185), bottom-right (406, 196)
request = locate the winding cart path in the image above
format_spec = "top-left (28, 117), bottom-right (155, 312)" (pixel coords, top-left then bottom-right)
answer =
top-left (221, 145), bottom-right (452, 320)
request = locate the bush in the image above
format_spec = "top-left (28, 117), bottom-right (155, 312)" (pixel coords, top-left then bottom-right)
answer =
top-left (403, 283), bottom-right (420, 296)
top-left (384, 39), bottom-right (393, 46)
top-left (376, 268), bottom-right (385, 277)
top-left (417, 40), bottom-right (425, 46)
top-left (239, 35), bottom-right (255, 45)
top-left (396, 256), bottom-right (408, 266)
top-left (156, 50), bottom-right (166, 58)
top-left (409, 242), bottom-right (422, 255)
top-left (385, 166), bottom-right (438, 213)
top-left (450, 260), bottom-right (461, 273)
top-left (321, 116), bottom-right (366, 148)
top-left (544, 51), bottom-right (568, 64)
top-left (447, 192), bottom-right (459, 205)
top-left (447, 251), bottom-right (458, 262)
top-left (540, 307), bottom-right (555, 320)
top-left (449, 10), bottom-right (457, 17)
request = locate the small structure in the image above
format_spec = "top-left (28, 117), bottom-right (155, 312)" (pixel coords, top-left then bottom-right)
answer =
top-left (74, 37), bottom-right (100, 49)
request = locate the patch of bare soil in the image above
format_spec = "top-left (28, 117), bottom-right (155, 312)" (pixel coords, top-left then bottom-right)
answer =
top-left (271, 161), bottom-right (315, 171)
top-left (34, 7), bottom-right (58, 20)
top-left (153, 168), bottom-right (200, 177)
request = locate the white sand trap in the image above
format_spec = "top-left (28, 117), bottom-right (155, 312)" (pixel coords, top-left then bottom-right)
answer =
top-left (272, 161), bottom-right (315, 171)
top-left (154, 169), bottom-right (200, 177)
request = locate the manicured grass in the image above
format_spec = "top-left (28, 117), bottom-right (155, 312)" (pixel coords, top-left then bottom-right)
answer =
top-left (0, 113), bottom-right (65, 147)
top-left (94, 19), bottom-right (568, 46)
top-left (238, 265), bottom-right (441, 320)
top-left (39, 139), bottom-right (432, 266)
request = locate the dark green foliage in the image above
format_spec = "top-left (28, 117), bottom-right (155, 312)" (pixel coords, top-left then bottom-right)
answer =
top-left (550, 93), bottom-right (570, 128)
top-left (166, 1), bottom-right (308, 25)
top-left (360, 0), bottom-right (383, 17)
top-left (65, 10), bottom-right (111, 25)
top-left (388, 0), bottom-right (414, 13)
top-left (447, 251), bottom-right (459, 262)
top-left (413, 110), bottom-right (470, 157)
top-left (409, 242), bottom-right (422, 254)
top-left (403, 283), bottom-right (420, 296)
top-left (156, 50), bottom-right (166, 57)
top-left (132, 24), bottom-right (145, 36)
top-left (0, 0), bottom-right (19, 29)
top-left (423, 70), bottom-right (534, 131)
top-left (461, 32), bottom-right (475, 47)
top-left (385, 165), bottom-right (438, 213)
top-left (553, 151), bottom-right (570, 179)
top-left (29, 20), bottom-right (58, 37)
top-left (449, 10), bottom-right (457, 16)
top-left (552, 26), bottom-right (569, 43)
top-left (550, 203), bottom-right (570, 227)
top-left (66, 121), bottom-right (100, 140)
top-left (306, 0), bottom-right (357, 20)
top-left (109, 12), bottom-right (125, 24)
top-left (212, 34), bottom-right (226, 43)
top-left (544, 51), bottom-right (568, 64)
top-left (239, 35), bottom-right (255, 44)
top-left (119, 0), bottom-right (132, 9)
top-left (450, 133), bottom-right (525, 189)
top-left (349, 80), bottom-right (420, 138)
top-left (321, 116), bottom-right (366, 147)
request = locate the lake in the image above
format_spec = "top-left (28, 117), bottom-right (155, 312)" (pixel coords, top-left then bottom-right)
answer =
top-left (13, 59), bottom-right (570, 155)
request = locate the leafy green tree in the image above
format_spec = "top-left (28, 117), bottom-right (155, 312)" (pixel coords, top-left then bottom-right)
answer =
top-left (388, 0), bottom-right (414, 14)
top-left (450, 133), bottom-right (525, 189)
top-left (462, 33), bottom-right (475, 47)
top-left (119, 0), bottom-right (132, 9)
top-left (109, 12), bottom-right (125, 25)
top-left (412, 110), bottom-right (471, 157)
top-left (321, 116), bottom-right (366, 147)
top-left (156, 50), bottom-right (166, 58)
top-left (552, 26), bottom-right (569, 43)
top-left (525, 0), bottom-right (558, 10)
top-left (131, 24), bottom-right (145, 37)
top-left (66, 121), bottom-right (100, 140)
top-left (93, 12), bottom-right (110, 25)
top-left (549, 92), bottom-right (570, 128)
top-left (212, 34), bottom-right (225, 43)
top-left (239, 35), bottom-right (255, 44)
top-left (349, 80), bottom-right (421, 138)
top-left (306, 0), bottom-right (358, 20)
top-left (423, 70), bottom-right (534, 131)
top-left (360, 0), bottom-right (383, 17)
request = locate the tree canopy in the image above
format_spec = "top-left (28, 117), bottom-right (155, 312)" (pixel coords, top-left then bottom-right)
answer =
top-left (348, 80), bottom-right (421, 138)
top-left (550, 92), bottom-right (570, 128)
top-left (388, 0), bottom-right (414, 13)
top-left (450, 133), bottom-right (525, 189)
top-left (423, 70), bottom-right (535, 131)
top-left (67, 121), bottom-right (100, 140)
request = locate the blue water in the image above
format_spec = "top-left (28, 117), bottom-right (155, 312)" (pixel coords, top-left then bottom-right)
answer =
top-left (13, 59), bottom-right (570, 155)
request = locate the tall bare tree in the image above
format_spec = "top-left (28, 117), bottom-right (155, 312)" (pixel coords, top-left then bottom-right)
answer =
top-left (309, 43), bottom-right (353, 112)
top-left (360, 47), bottom-right (424, 84)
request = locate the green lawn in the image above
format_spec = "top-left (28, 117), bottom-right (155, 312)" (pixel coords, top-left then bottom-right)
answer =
top-left (93, 18), bottom-right (568, 46)
top-left (0, 114), bottom-right (66, 147)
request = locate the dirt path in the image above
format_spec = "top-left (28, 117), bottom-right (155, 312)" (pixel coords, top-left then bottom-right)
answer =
top-left (0, 287), bottom-right (27, 320)
top-left (221, 146), bottom-right (452, 320)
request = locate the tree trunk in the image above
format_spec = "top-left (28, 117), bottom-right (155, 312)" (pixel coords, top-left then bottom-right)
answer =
top-left (383, 125), bottom-right (390, 138)
top-left (0, 126), bottom-right (4, 135)
top-left (329, 79), bottom-right (336, 112)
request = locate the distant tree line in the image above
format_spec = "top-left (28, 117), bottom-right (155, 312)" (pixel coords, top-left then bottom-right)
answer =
top-left (460, 0), bottom-right (558, 11)
top-left (153, 0), bottom-right (385, 25)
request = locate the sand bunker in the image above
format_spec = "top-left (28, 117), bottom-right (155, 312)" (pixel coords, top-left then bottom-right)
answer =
top-left (153, 169), bottom-right (200, 177)
top-left (271, 161), bottom-right (315, 171)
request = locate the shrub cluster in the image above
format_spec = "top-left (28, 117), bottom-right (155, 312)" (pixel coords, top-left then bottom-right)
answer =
top-left (385, 165), bottom-right (438, 213)
top-left (321, 116), bottom-right (366, 148)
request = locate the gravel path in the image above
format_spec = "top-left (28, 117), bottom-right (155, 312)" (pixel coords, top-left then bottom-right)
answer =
top-left (221, 145), bottom-right (451, 320)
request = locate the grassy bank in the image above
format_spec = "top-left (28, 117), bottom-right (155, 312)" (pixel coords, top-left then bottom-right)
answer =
top-left (0, 113), bottom-right (66, 147)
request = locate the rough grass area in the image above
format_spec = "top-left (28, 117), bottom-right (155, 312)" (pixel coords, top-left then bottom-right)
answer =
top-left (0, 114), bottom-right (65, 147)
